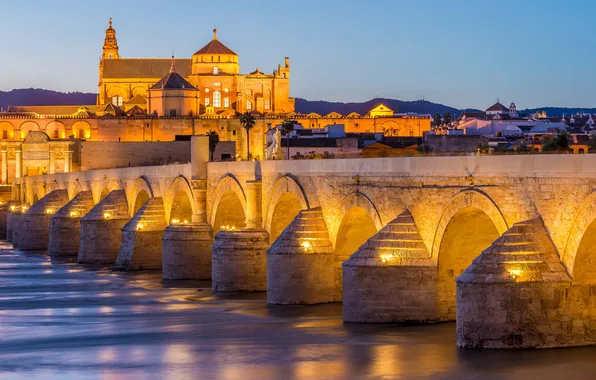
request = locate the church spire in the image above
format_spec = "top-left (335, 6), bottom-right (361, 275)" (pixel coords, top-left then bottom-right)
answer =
top-left (102, 17), bottom-right (119, 60)
top-left (213, 27), bottom-right (217, 40)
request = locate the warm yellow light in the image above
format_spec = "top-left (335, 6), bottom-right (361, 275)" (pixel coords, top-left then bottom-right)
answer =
top-left (70, 211), bottom-right (78, 217)
top-left (103, 212), bottom-right (111, 219)
top-left (183, 219), bottom-right (188, 224)
top-left (171, 219), bottom-right (180, 225)
top-left (380, 253), bottom-right (394, 263)
top-left (10, 205), bottom-right (15, 211)
top-left (21, 206), bottom-right (28, 211)
top-left (300, 241), bottom-right (312, 252)
top-left (508, 269), bottom-right (522, 278)
top-left (45, 208), bottom-right (54, 214)
top-left (136, 223), bottom-right (144, 231)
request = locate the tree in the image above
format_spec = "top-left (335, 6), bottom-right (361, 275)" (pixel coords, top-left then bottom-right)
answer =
top-left (281, 118), bottom-right (295, 160)
top-left (433, 112), bottom-right (442, 128)
top-left (443, 111), bottom-right (452, 126)
top-left (207, 130), bottom-right (219, 162)
top-left (542, 130), bottom-right (570, 152)
top-left (239, 112), bottom-right (256, 160)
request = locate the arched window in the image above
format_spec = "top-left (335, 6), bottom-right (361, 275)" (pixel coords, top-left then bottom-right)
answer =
top-left (111, 96), bottom-right (122, 106)
top-left (265, 99), bottom-right (270, 110)
top-left (205, 98), bottom-right (210, 106)
top-left (213, 66), bottom-right (219, 75)
top-left (213, 91), bottom-right (221, 107)
top-left (224, 97), bottom-right (229, 108)
top-left (246, 100), bottom-right (252, 110)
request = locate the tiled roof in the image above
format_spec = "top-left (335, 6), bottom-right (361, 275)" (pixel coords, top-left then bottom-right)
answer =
top-left (125, 94), bottom-right (147, 105)
top-left (7, 105), bottom-right (99, 115)
top-left (103, 59), bottom-right (191, 79)
top-left (193, 32), bottom-right (237, 56)
top-left (150, 71), bottom-right (196, 90)
top-left (485, 102), bottom-right (508, 112)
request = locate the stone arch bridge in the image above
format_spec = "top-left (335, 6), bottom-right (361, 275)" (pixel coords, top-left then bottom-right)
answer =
top-left (8, 149), bottom-right (596, 349)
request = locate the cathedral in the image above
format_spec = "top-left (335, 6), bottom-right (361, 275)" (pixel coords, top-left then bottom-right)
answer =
top-left (98, 19), bottom-right (295, 116)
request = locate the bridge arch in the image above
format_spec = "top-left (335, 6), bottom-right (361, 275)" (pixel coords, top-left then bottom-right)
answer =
top-left (264, 174), bottom-right (310, 241)
top-left (328, 191), bottom-right (383, 246)
top-left (129, 176), bottom-right (154, 216)
top-left (166, 175), bottom-right (195, 224)
top-left (431, 188), bottom-right (507, 321)
top-left (563, 191), bottom-right (596, 280)
top-left (210, 174), bottom-right (247, 233)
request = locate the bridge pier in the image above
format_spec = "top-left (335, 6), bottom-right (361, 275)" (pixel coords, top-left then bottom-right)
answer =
top-left (19, 190), bottom-right (69, 251)
top-left (162, 223), bottom-right (213, 280)
top-left (78, 190), bottom-right (129, 264)
top-left (342, 211), bottom-right (437, 323)
top-left (212, 180), bottom-right (269, 291)
top-left (48, 191), bottom-right (94, 256)
top-left (2, 201), bottom-right (20, 241)
top-left (267, 208), bottom-right (337, 304)
top-left (115, 197), bottom-right (167, 270)
top-left (456, 219), bottom-right (572, 348)
top-left (7, 203), bottom-right (25, 245)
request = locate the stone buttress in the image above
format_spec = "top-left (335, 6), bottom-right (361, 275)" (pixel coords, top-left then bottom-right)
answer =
top-left (78, 190), bottom-right (129, 264)
top-left (115, 197), bottom-right (167, 270)
top-left (3, 201), bottom-right (20, 242)
top-left (8, 204), bottom-right (27, 248)
top-left (212, 180), bottom-right (269, 292)
top-left (342, 210), bottom-right (437, 323)
top-left (19, 190), bottom-right (69, 251)
top-left (267, 208), bottom-right (337, 304)
top-left (456, 218), bottom-right (571, 348)
top-left (48, 191), bottom-right (94, 256)
top-left (163, 223), bottom-right (213, 280)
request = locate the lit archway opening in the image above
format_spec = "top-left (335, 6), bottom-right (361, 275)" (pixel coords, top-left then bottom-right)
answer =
top-left (170, 191), bottom-right (193, 224)
top-left (213, 190), bottom-right (246, 233)
top-left (436, 206), bottom-right (499, 320)
top-left (572, 218), bottom-right (596, 284)
top-left (133, 190), bottom-right (150, 215)
top-left (335, 206), bottom-right (378, 294)
top-left (269, 192), bottom-right (303, 243)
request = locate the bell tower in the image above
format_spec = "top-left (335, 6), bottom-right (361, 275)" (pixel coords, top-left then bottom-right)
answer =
top-left (102, 17), bottom-right (119, 60)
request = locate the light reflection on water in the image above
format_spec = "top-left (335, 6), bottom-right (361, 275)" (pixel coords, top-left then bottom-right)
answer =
top-left (2, 243), bottom-right (596, 379)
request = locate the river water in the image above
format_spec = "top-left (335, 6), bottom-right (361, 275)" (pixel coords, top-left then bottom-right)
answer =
top-left (1, 243), bottom-right (596, 379)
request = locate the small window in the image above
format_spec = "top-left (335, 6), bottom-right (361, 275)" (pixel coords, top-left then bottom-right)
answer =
top-left (53, 130), bottom-right (59, 139)
top-left (232, 130), bottom-right (236, 136)
top-left (246, 100), bottom-right (252, 110)
top-left (107, 53), bottom-right (113, 59)
top-left (213, 91), bottom-right (221, 107)
top-left (224, 97), bottom-right (229, 108)
top-left (2, 130), bottom-right (7, 139)
top-left (213, 66), bottom-right (219, 75)
top-left (169, 109), bottom-right (177, 117)
top-left (283, 73), bottom-right (286, 78)
top-left (409, 131), bottom-right (414, 137)
top-left (205, 98), bottom-right (210, 106)
top-left (111, 96), bottom-right (123, 106)
top-left (265, 99), bottom-right (270, 110)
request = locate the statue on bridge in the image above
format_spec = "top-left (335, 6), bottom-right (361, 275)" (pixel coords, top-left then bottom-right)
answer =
top-left (272, 128), bottom-right (285, 160)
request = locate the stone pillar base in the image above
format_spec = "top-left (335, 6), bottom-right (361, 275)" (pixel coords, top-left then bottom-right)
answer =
top-left (212, 228), bottom-right (269, 292)
top-left (115, 230), bottom-right (165, 270)
top-left (342, 210), bottom-right (438, 323)
top-left (5, 201), bottom-right (21, 242)
top-left (19, 214), bottom-right (52, 251)
top-left (456, 218), bottom-right (572, 348)
top-left (267, 209), bottom-right (337, 305)
top-left (162, 223), bottom-right (213, 280)
top-left (115, 197), bottom-right (166, 271)
top-left (78, 219), bottom-right (129, 264)
top-left (48, 191), bottom-right (94, 256)
top-left (8, 211), bottom-right (24, 247)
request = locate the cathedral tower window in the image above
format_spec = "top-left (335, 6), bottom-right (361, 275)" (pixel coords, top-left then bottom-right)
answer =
top-left (246, 100), bottom-right (252, 110)
top-left (265, 99), bottom-right (270, 110)
top-left (205, 98), bottom-right (210, 106)
top-left (111, 96), bottom-right (123, 106)
top-left (224, 97), bottom-right (229, 108)
top-left (213, 91), bottom-right (221, 107)
top-left (213, 66), bottom-right (219, 75)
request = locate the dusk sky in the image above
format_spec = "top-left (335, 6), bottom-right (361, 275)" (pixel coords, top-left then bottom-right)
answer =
top-left (1, 0), bottom-right (594, 109)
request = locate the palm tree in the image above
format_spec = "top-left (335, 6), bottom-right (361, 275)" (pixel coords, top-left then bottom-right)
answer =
top-left (239, 112), bottom-right (256, 160)
top-left (281, 118), bottom-right (295, 159)
top-left (207, 130), bottom-right (219, 161)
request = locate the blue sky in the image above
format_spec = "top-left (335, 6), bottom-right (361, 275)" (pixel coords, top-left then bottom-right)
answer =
top-left (0, 0), bottom-right (594, 109)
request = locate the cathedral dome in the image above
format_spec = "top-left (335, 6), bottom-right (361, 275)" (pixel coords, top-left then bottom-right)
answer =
top-left (191, 29), bottom-right (239, 75)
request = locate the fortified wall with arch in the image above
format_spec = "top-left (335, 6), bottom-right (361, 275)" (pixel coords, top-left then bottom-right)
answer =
top-left (6, 141), bottom-right (596, 349)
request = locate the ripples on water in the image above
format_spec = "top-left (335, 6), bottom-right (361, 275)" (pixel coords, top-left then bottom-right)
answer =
top-left (1, 243), bottom-right (596, 379)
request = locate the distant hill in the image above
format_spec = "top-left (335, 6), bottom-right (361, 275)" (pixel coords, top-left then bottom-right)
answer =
top-left (1, 88), bottom-right (589, 118)
top-left (295, 97), bottom-right (464, 116)
top-left (0, 88), bottom-right (96, 111)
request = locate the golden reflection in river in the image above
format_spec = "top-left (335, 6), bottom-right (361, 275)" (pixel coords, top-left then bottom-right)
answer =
top-left (293, 344), bottom-right (349, 378)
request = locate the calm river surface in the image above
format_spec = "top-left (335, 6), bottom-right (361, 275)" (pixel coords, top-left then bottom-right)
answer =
top-left (1, 243), bottom-right (596, 379)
